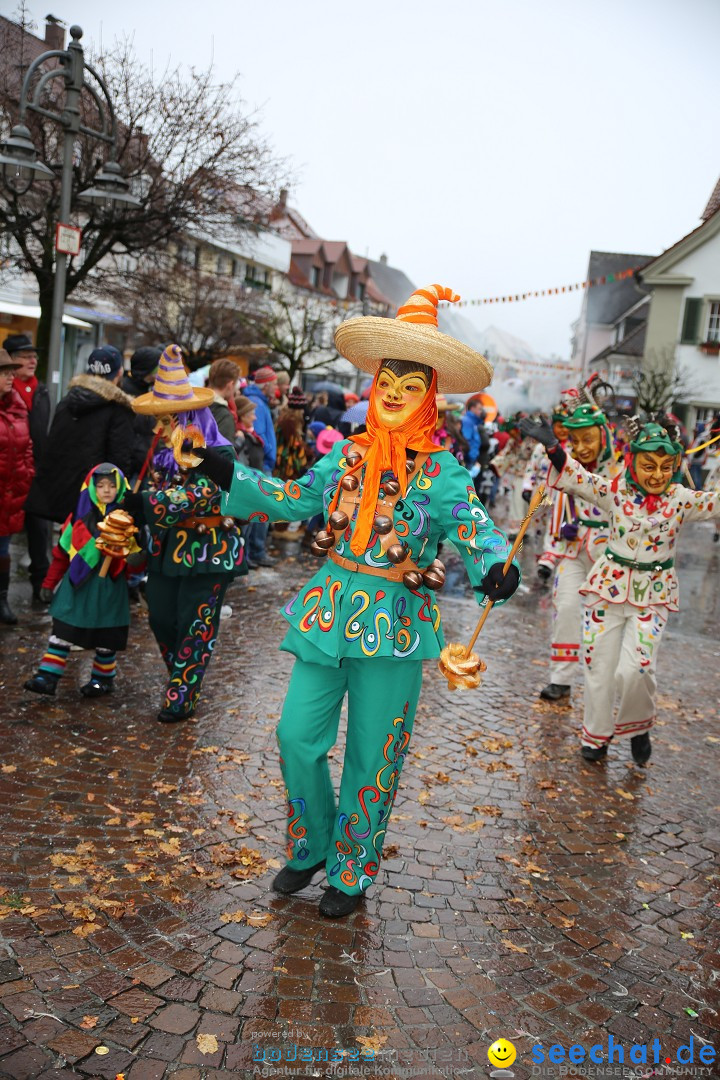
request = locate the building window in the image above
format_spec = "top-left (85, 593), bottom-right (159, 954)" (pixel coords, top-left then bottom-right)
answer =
top-left (310, 266), bottom-right (321, 288)
top-left (707, 301), bottom-right (720, 343)
top-left (357, 282), bottom-right (366, 302)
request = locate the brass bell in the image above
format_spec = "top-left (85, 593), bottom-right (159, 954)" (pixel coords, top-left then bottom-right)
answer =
top-left (428, 557), bottom-right (446, 574)
top-left (221, 517), bottom-right (234, 530)
top-left (383, 478), bottom-right (400, 497)
top-left (197, 523), bottom-right (207, 535)
top-left (341, 473), bottom-right (359, 491)
top-left (402, 570), bottom-right (424, 590)
top-left (422, 567), bottom-right (445, 590)
top-left (328, 510), bottom-right (349, 531)
top-left (313, 529), bottom-right (335, 550)
top-left (309, 541), bottom-right (329, 558)
top-left (405, 459), bottom-right (415, 475)
top-left (386, 542), bottom-right (409, 564)
top-left (373, 514), bottom-right (393, 535)
top-left (346, 451), bottom-right (362, 467)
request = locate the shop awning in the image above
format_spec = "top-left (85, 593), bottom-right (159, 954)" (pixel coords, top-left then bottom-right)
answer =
top-left (0, 300), bottom-right (92, 329)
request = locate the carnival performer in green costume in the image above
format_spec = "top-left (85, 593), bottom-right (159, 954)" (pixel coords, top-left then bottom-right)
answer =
top-left (199, 285), bottom-right (521, 918)
top-left (123, 346), bottom-right (247, 724)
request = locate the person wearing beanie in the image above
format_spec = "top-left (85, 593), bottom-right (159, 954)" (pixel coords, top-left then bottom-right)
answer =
top-left (121, 346), bottom-right (162, 482)
top-left (0, 349), bottom-right (34, 623)
top-left (521, 414), bottom-right (720, 765)
top-left (4, 333), bottom-right (52, 603)
top-left (194, 283), bottom-right (519, 918)
top-left (25, 345), bottom-right (135, 525)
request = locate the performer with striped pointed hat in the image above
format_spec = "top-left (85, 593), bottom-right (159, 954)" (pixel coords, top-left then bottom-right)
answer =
top-left (196, 284), bottom-right (521, 918)
top-left (122, 345), bottom-right (247, 723)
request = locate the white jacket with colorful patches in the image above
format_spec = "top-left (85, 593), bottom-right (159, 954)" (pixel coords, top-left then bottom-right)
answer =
top-left (548, 455), bottom-right (720, 610)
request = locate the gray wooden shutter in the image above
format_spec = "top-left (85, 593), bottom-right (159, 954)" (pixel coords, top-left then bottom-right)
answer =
top-left (680, 298), bottom-right (703, 343)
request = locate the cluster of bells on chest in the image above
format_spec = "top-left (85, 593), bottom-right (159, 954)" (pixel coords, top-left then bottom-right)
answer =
top-left (308, 449), bottom-right (446, 592)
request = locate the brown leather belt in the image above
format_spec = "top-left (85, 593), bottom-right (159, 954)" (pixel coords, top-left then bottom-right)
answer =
top-left (329, 549), bottom-right (424, 583)
top-left (183, 515), bottom-right (229, 530)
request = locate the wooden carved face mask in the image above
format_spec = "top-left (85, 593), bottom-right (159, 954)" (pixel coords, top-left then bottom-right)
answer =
top-left (374, 365), bottom-right (431, 430)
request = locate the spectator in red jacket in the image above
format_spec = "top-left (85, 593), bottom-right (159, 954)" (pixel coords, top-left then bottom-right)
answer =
top-left (0, 349), bottom-right (35, 624)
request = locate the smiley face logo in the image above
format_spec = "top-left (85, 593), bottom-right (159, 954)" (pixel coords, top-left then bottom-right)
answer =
top-left (488, 1038), bottom-right (517, 1068)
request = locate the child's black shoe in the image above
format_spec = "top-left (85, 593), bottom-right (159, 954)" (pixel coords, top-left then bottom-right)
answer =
top-left (80, 677), bottom-right (114, 698)
top-left (24, 672), bottom-right (59, 696)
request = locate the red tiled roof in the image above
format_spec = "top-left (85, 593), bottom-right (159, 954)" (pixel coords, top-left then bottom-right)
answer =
top-left (702, 176), bottom-right (720, 222)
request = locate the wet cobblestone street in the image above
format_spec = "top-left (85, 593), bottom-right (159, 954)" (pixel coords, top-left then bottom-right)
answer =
top-left (0, 518), bottom-right (719, 1079)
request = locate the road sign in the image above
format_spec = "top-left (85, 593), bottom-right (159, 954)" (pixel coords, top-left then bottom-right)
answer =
top-left (55, 223), bottom-right (82, 256)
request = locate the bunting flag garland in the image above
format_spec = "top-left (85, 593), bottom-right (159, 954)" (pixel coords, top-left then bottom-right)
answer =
top-left (446, 266), bottom-right (640, 309)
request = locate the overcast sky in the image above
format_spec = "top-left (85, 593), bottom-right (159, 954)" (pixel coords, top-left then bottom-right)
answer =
top-left (17, 0), bottom-right (720, 357)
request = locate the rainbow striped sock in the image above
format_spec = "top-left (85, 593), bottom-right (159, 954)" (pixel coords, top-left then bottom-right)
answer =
top-left (38, 642), bottom-right (70, 678)
top-left (91, 651), bottom-right (116, 681)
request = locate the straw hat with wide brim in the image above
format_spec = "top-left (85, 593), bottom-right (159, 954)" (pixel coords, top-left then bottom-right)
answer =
top-left (132, 344), bottom-right (214, 415)
top-left (334, 284), bottom-right (493, 393)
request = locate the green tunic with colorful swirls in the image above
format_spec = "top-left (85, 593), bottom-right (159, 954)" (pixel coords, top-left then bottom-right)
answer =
top-left (222, 439), bottom-right (517, 663)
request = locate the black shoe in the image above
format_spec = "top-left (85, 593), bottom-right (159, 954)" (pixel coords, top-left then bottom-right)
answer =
top-left (630, 732), bottom-right (652, 765)
top-left (272, 859), bottom-right (326, 895)
top-left (537, 565), bottom-right (552, 582)
top-left (246, 559), bottom-right (259, 570)
top-left (128, 584), bottom-right (141, 605)
top-left (24, 672), bottom-right (59, 696)
top-left (253, 554), bottom-right (277, 568)
top-left (157, 707), bottom-right (194, 723)
top-left (319, 886), bottom-right (362, 919)
top-left (540, 683), bottom-right (571, 701)
top-left (714, 532), bottom-right (719, 543)
top-left (80, 677), bottom-right (114, 698)
top-left (581, 744), bottom-right (608, 762)
top-left (0, 592), bottom-right (17, 625)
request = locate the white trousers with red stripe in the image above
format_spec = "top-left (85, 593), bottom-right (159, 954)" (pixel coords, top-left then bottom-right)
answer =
top-left (580, 599), bottom-right (667, 748)
top-left (550, 550), bottom-right (595, 685)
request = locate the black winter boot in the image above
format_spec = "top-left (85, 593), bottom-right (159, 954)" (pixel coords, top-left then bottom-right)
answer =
top-left (0, 558), bottom-right (16, 625)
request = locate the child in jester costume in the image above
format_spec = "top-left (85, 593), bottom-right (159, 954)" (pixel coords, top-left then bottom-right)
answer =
top-left (527, 403), bottom-right (621, 702)
top-left (197, 284), bottom-right (521, 918)
top-left (24, 463), bottom-right (136, 698)
top-left (521, 393), bottom-right (573, 579)
top-left (521, 414), bottom-right (720, 763)
top-left (122, 346), bottom-right (247, 724)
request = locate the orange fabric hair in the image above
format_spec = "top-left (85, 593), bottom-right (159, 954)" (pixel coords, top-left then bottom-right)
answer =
top-left (328, 366), bottom-right (439, 556)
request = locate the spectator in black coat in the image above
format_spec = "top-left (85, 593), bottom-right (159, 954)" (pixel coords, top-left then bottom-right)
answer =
top-left (121, 345), bottom-right (162, 480)
top-left (4, 333), bottom-right (52, 601)
top-left (25, 346), bottom-right (135, 524)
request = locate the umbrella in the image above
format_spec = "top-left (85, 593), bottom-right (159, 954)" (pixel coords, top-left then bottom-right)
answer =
top-left (309, 380), bottom-right (346, 394)
top-left (340, 401), bottom-right (369, 424)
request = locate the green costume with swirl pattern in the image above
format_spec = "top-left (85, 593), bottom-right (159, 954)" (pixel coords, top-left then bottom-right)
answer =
top-left (222, 439), bottom-right (516, 894)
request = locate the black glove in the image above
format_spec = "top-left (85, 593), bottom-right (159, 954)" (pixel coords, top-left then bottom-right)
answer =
top-left (480, 562), bottom-right (520, 602)
top-left (518, 417), bottom-right (558, 449)
top-left (521, 489), bottom-right (532, 503)
top-left (120, 491), bottom-right (144, 520)
top-left (194, 447), bottom-right (235, 491)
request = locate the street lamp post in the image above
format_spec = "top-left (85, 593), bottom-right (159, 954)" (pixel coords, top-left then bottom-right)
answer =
top-left (0, 24), bottom-right (139, 408)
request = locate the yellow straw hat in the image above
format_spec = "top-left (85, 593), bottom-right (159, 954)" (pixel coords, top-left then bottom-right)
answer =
top-left (132, 344), bottom-right (214, 415)
top-left (334, 284), bottom-right (493, 393)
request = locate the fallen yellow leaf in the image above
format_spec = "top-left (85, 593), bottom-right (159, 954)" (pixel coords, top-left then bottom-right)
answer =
top-left (196, 1032), bottom-right (219, 1055)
